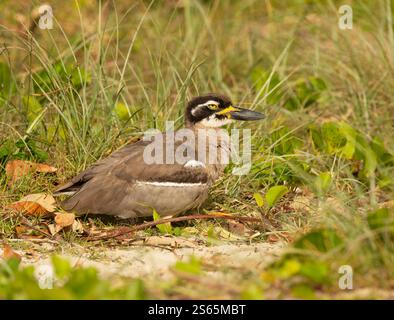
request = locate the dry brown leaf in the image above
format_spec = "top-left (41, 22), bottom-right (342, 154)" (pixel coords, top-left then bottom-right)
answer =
top-left (5, 160), bottom-right (57, 185)
top-left (14, 225), bottom-right (46, 239)
top-left (226, 220), bottom-right (246, 236)
top-left (9, 193), bottom-right (56, 216)
top-left (268, 232), bottom-right (292, 243)
top-left (36, 163), bottom-right (58, 173)
top-left (2, 244), bottom-right (22, 262)
top-left (267, 234), bottom-right (281, 243)
top-left (380, 200), bottom-right (394, 209)
top-left (55, 212), bottom-right (75, 228)
top-left (15, 225), bottom-right (28, 237)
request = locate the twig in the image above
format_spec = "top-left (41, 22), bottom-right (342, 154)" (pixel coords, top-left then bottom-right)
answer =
top-left (18, 216), bottom-right (55, 240)
top-left (4, 238), bottom-right (59, 244)
top-left (86, 214), bottom-right (262, 241)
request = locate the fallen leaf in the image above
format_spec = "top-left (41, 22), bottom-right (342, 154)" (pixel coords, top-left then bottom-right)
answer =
top-left (47, 224), bottom-right (58, 236)
top-left (226, 220), bottom-right (246, 236)
top-left (35, 163), bottom-right (58, 173)
top-left (380, 200), bottom-right (394, 209)
top-left (268, 232), bottom-right (292, 243)
top-left (55, 212), bottom-right (75, 228)
top-left (267, 234), bottom-right (281, 243)
top-left (2, 244), bottom-right (22, 262)
top-left (5, 160), bottom-right (57, 185)
top-left (14, 225), bottom-right (46, 239)
top-left (72, 219), bottom-right (84, 233)
top-left (15, 225), bottom-right (28, 237)
top-left (212, 226), bottom-right (246, 241)
top-left (227, 220), bottom-right (256, 237)
top-left (9, 193), bottom-right (56, 216)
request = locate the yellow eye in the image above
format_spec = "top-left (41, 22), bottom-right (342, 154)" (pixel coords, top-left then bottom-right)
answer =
top-left (208, 104), bottom-right (219, 110)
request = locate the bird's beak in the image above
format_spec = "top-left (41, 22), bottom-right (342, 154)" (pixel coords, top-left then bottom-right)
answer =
top-left (216, 106), bottom-right (265, 121)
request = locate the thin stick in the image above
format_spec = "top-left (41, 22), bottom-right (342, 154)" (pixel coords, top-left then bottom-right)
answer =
top-left (86, 214), bottom-right (262, 241)
top-left (18, 215), bottom-right (55, 240)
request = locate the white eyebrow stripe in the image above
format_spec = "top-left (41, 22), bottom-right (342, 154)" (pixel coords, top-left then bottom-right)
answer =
top-left (191, 100), bottom-right (220, 116)
top-left (196, 100), bottom-right (220, 108)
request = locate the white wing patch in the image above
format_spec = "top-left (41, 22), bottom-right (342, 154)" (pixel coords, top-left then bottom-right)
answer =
top-left (184, 159), bottom-right (206, 168)
top-left (136, 180), bottom-right (205, 187)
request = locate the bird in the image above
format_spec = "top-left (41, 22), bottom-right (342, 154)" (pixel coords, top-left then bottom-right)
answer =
top-left (54, 93), bottom-right (264, 219)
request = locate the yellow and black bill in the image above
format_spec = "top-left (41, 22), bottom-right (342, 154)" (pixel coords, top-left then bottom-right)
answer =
top-left (216, 106), bottom-right (265, 121)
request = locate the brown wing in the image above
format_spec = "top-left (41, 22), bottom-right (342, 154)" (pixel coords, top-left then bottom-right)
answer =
top-left (54, 135), bottom-right (209, 215)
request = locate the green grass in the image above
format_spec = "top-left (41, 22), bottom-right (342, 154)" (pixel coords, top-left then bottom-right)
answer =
top-left (1, 0), bottom-right (394, 299)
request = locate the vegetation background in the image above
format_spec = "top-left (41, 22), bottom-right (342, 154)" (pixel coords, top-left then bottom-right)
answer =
top-left (0, 0), bottom-right (393, 299)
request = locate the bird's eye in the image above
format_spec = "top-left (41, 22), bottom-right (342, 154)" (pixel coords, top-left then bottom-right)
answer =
top-left (208, 104), bottom-right (219, 110)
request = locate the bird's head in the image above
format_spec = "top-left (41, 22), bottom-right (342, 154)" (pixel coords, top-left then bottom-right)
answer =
top-left (185, 93), bottom-right (265, 128)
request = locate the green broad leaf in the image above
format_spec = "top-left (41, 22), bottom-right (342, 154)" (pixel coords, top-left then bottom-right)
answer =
top-left (291, 284), bottom-right (316, 299)
top-left (309, 76), bottom-right (328, 92)
top-left (321, 122), bottom-right (347, 154)
top-left (377, 174), bottom-right (394, 189)
top-left (22, 96), bottom-right (43, 124)
top-left (0, 138), bottom-right (48, 163)
top-left (283, 76), bottom-right (327, 111)
top-left (312, 122), bottom-right (358, 159)
top-left (371, 137), bottom-right (394, 167)
top-left (51, 255), bottom-right (72, 279)
top-left (123, 279), bottom-right (146, 300)
top-left (277, 259), bottom-right (301, 279)
top-left (265, 185), bottom-right (288, 208)
top-left (250, 67), bottom-right (283, 104)
top-left (314, 172), bottom-right (332, 196)
top-left (173, 227), bottom-right (182, 236)
top-left (253, 192), bottom-right (264, 207)
top-left (270, 126), bottom-right (302, 155)
top-left (114, 102), bottom-right (131, 121)
top-left (294, 229), bottom-right (343, 253)
top-left (152, 209), bottom-right (173, 234)
top-left (367, 208), bottom-right (393, 231)
top-left (174, 256), bottom-right (201, 275)
top-left (309, 124), bottom-right (326, 151)
top-left (353, 134), bottom-right (377, 177)
top-left (299, 261), bottom-right (329, 283)
top-left (65, 267), bottom-right (100, 296)
top-left (241, 285), bottom-right (264, 300)
top-left (0, 139), bottom-right (13, 164)
top-left (338, 122), bottom-right (357, 159)
top-left (71, 66), bottom-right (90, 89)
top-left (362, 146), bottom-right (377, 177)
top-left (4, 256), bottom-right (22, 271)
top-left (17, 138), bottom-right (48, 162)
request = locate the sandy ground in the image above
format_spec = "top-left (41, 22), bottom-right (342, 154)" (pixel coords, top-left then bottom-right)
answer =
top-left (2, 238), bottom-right (393, 299)
top-left (2, 237), bottom-right (283, 286)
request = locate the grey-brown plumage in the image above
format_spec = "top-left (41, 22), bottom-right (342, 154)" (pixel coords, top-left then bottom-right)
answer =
top-left (54, 94), bottom-right (264, 218)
